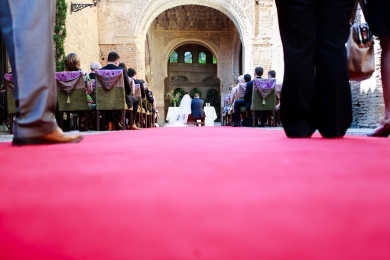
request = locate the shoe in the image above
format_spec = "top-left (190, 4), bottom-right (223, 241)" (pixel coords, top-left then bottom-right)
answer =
top-left (131, 124), bottom-right (142, 130)
top-left (367, 120), bottom-right (390, 137)
top-left (12, 127), bottom-right (83, 146)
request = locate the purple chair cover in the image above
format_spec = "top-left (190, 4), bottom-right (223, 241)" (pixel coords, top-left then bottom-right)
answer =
top-left (238, 83), bottom-right (247, 98)
top-left (224, 96), bottom-right (230, 107)
top-left (253, 78), bottom-right (276, 99)
top-left (4, 73), bottom-right (14, 92)
top-left (95, 70), bottom-right (123, 91)
top-left (55, 71), bottom-right (84, 94)
top-left (276, 82), bottom-right (283, 99)
top-left (134, 84), bottom-right (141, 97)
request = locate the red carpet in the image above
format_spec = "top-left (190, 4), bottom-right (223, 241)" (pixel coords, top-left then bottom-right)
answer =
top-left (1, 127), bottom-right (390, 259)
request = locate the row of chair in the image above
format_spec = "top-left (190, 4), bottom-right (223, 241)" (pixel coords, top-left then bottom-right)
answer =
top-left (57, 70), bottom-right (155, 131)
top-left (3, 70), bottom-right (154, 133)
top-left (222, 79), bottom-right (282, 127)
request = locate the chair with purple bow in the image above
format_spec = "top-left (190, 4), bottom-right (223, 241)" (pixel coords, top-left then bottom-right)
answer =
top-left (95, 69), bottom-right (128, 131)
top-left (250, 78), bottom-right (277, 127)
top-left (56, 71), bottom-right (91, 131)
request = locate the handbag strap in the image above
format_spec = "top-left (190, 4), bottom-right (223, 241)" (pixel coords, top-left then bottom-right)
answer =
top-left (350, 0), bottom-right (366, 25)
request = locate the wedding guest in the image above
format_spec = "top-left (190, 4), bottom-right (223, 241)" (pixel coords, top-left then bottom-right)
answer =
top-left (275, 0), bottom-right (355, 138)
top-left (64, 53), bottom-right (88, 131)
top-left (100, 52), bottom-right (140, 130)
top-left (363, 1), bottom-right (390, 137)
top-left (232, 71), bottom-right (256, 127)
top-left (89, 61), bottom-right (101, 80)
top-left (1, 0), bottom-right (82, 145)
top-left (127, 68), bottom-right (146, 127)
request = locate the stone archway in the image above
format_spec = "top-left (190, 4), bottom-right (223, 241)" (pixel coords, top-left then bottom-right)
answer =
top-left (146, 4), bottom-right (241, 125)
top-left (135, 0), bottom-right (253, 40)
top-left (165, 43), bottom-right (220, 122)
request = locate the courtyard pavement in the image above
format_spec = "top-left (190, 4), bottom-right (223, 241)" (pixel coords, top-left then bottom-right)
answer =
top-left (0, 123), bottom-right (382, 143)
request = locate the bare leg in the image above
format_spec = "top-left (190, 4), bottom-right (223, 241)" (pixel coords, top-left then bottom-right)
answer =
top-left (380, 36), bottom-right (390, 120)
top-left (367, 36), bottom-right (390, 137)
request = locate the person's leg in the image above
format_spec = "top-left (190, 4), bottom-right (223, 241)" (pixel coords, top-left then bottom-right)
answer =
top-left (368, 36), bottom-right (390, 137)
top-left (315, 0), bottom-right (355, 138)
top-left (0, 0), bottom-right (58, 138)
top-left (131, 96), bottom-right (139, 126)
top-left (233, 100), bottom-right (245, 125)
top-left (275, 0), bottom-right (317, 137)
top-left (380, 36), bottom-right (390, 120)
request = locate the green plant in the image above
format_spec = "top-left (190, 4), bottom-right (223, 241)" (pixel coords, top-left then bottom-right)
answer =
top-left (166, 90), bottom-right (181, 106)
top-left (54, 0), bottom-right (67, 72)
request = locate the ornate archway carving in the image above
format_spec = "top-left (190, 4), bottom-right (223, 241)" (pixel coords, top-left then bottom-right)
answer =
top-left (135, 0), bottom-right (254, 41)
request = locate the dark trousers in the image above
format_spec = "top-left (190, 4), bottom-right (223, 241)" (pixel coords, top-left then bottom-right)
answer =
top-left (127, 95), bottom-right (139, 125)
top-left (275, 0), bottom-right (355, 137)
top-left (234, 100), bottom-right (246, 124)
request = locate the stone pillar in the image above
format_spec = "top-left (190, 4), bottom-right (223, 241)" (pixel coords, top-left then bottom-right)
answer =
top-left (206, 50), bottom-right (213, 64)
top-left (177, 49), bottom-right (185, 63)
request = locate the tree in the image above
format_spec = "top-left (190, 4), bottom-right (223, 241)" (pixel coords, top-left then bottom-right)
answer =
top-left (54, 0), bottom-right (67, 72)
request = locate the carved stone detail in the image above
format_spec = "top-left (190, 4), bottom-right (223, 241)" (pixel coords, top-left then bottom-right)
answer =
top-left (171, 75), bottom-right (189, 84)
top-left (203, 76), bottom-right (219, 84)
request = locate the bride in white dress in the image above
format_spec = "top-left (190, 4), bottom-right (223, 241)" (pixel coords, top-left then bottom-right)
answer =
top-left (167, 94), bottom-right (192, 127)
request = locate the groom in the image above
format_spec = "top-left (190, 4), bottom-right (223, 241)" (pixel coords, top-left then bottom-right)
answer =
top-left (191, 93), bottom-right (206, 120)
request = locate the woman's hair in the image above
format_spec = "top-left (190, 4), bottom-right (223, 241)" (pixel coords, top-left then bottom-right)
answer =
top-left (118, 62), bottom-right (128, 72)
top-left (64, 53), bottom-right (81, 71)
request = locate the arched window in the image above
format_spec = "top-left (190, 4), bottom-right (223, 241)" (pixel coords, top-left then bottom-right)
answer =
top-left (184, 51), bottom-right (192, 63)
top-left (198, 52), bottom-right (206, 64)
top-left (190, 88), bottom-right (202, 99)
top-left (169, 51), bottom-right (178, 63)
top-left (212, 55), bottom-right (217, 64)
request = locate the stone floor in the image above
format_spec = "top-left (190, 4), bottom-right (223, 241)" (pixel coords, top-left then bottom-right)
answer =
top-left (0, 123), bottom-right (381, 143)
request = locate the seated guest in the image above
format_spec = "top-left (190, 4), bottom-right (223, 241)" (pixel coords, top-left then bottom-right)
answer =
top-left (63, 53), bottom-right (89, 131)
top-left (258, 69), bottom-right (278, 127)
top-left (232, 73), bottom-right (253, 126)
top-left (191, 93), bottom-right (205, 121)
top-left (89, 61), bottom-right (101, 80)
top-left (127, 68), bottom-right (146, 127)
top-left (100, 52), bottom-right (140, 130)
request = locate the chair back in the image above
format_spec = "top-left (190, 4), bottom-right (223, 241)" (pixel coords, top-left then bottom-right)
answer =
top-left (95, 69), bottom-right (127, 110)
top-left (238, 83), bottom-right (246, 99)
top-left (251, 78), bottom-right (277, 111)
top-left (276, 81), bottom-right (283, 100)
top-left (134, 83), bottom-right (141, 98)
top-left (4, 73), bottom-right (16, 114)
top-left (56, 71), bottom-right (89, 111)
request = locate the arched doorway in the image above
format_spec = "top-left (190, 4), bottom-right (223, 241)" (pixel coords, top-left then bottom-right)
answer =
top-left (147, 4), bottom-right (241, 125)
top-left (164, 43), bottom-right (220, 122)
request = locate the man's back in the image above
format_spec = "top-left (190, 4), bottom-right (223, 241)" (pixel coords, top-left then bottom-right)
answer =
top-left (191, 98), bottom-right (205, 119)
top-left (100, 64), bottom-right (131, 95)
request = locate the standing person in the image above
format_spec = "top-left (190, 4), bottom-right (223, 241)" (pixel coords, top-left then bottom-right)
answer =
top-left (275, 0), bottom-right (356, 138)
top-left (362, 1), bottom-right (390, 137)
top-left (0, 0), bottom-right (82, 145)
top-left (100, 53), bottom-right (140, 130)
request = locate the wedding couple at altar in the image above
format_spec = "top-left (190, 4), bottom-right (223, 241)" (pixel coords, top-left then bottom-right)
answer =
top-left (167, 93), bottom-right (205, 127)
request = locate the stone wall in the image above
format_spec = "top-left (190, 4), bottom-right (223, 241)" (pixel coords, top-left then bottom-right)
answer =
top-left (350, 37), bottom-right (384, 128)
top-left (65, 0), bottom-right (100, 70)
top-left (61, 0), bottom-right (383, 128)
